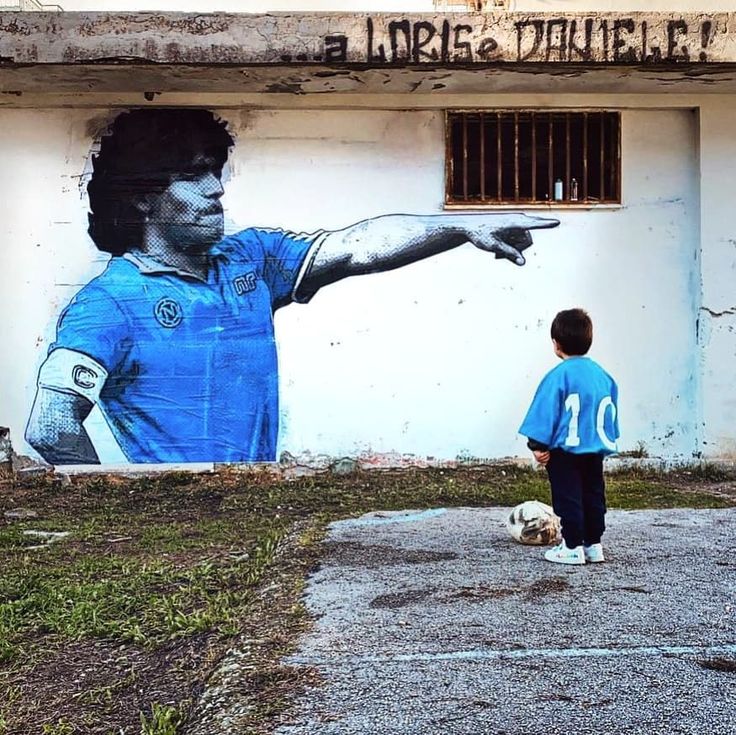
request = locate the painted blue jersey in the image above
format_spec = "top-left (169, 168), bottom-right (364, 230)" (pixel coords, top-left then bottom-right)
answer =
top-left (519, 357), bottom-right (619, 455)
top-left (50, 228), bottom-right (320, 463)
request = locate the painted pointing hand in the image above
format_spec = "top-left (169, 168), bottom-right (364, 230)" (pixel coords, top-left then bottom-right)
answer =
top-left (462, 214), bottom-right (560, 266)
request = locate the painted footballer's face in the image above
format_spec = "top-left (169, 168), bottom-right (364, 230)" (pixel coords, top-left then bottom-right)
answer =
top-left (148, 154), bottom-right (225, 254)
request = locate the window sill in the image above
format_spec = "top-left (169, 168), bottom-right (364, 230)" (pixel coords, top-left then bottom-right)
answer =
top-left (443, 202), bottom-right (623, 211)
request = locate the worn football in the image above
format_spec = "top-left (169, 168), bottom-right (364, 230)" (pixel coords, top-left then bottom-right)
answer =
top-left (505, 501), bottom-right (561, 546)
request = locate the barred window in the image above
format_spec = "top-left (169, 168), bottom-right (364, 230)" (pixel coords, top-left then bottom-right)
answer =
top-left (445, 111), bottom-right (621, 206)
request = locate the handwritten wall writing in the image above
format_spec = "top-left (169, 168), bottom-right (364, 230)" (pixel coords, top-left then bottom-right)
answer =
top-left (319, 16), bottom-right (724, 65)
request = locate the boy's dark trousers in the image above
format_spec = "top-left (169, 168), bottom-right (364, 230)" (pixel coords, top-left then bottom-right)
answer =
top-left (546, 449), bottom-right (606, 549)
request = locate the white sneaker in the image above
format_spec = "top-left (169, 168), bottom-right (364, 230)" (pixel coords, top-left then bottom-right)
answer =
top-left (583, 543), bottom-right (605, 563)
top-left (544, 540), bottom-right (585, 565)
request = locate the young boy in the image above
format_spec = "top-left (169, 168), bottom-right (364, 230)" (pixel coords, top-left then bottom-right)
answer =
top-left (519, 309), bottom-right (619, 565)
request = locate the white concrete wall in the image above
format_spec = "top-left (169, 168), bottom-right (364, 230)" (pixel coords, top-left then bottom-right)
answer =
top-left (0, 102), bottom-right (708, 464)
top-left (698, 97), bottom-right (736, 459)
top-left (268, 107), bottom-right (700, 462)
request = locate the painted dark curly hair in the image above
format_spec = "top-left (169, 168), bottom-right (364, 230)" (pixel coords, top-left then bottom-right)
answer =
top-left (87, 109), bottom-right (234, 255)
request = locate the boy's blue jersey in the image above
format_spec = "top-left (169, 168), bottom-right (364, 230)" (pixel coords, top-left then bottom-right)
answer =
top-left (49, 227), bottom-right (318, 463)
top-left (519, 357), bottom-right (619, 455)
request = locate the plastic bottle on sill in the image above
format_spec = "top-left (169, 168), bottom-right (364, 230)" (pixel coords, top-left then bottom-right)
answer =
top-left (554, 178), bottom-right (564, 201)
top-left (570, 178), bottom-right (579, 202)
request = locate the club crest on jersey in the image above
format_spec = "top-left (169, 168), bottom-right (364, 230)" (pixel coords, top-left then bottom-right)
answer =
top-left (233, 272), bottom-right (257, 295)
top-left (154, 298), bottom-right (183, 328)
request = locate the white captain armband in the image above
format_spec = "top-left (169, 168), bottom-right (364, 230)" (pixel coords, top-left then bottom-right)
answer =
top-left (37, 348), bottom-right (109, 403)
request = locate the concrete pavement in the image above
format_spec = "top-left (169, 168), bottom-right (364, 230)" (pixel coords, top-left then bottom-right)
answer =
top-left (276, 507), bottom-right (736, 735)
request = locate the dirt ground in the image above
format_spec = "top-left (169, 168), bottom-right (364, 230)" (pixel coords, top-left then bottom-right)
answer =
top-left (0, 463), bottom-right (733, 734)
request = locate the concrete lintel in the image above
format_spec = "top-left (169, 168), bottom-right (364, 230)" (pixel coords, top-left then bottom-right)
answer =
top-left (0, 11), bottom-right (735, 69)
top-left (0, 91), bottom-right (721, 111)
top-left (2, 60), bottom-right (736, 97)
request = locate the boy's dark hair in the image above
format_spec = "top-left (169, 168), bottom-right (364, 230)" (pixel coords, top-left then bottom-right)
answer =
top-left (551, 308), bottom-right (593, 355)
top-left (87, 109), bottom-right (234, 255)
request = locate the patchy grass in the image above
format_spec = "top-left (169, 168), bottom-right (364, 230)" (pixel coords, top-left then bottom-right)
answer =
top-left (0, 463), bottom-right (733, 734)
top-left (606, 478), bottom-right (734, 509)
top-left (140, 703), bottom-right (186, 735)
top-left (0, 519), bottom-right (287, 657)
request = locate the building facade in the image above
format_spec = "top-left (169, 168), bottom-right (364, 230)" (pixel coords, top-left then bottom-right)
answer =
top-left (1, 4), bottom-right (735, 468)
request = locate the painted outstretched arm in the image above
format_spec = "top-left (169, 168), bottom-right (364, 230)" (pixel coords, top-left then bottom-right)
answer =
top-left (300, 213), bottom-right (559, 292)
top-left (25, 388), bottom-right (100, 465)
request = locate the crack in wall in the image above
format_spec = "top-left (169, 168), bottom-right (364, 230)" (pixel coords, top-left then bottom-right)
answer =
top-left (701, 306), bottom-right (736, 317)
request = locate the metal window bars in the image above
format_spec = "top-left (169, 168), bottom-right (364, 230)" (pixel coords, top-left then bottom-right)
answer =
top-left (446, 110), bottom-right (621, 205)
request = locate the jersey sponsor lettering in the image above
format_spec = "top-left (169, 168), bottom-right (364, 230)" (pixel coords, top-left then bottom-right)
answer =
top-left (233, 272), bottom-right (257, 295)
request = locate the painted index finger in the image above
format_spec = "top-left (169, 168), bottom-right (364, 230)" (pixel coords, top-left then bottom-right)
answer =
top-left (507, 214), bottom-right (560, 230)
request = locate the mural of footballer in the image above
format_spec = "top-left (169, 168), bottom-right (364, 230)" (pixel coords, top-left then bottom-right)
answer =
top-left (25, 108), bottom-right (558, 465)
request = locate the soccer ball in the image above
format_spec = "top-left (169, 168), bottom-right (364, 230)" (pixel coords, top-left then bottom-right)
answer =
top-left (505, 501), bottom-right (561, 546)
